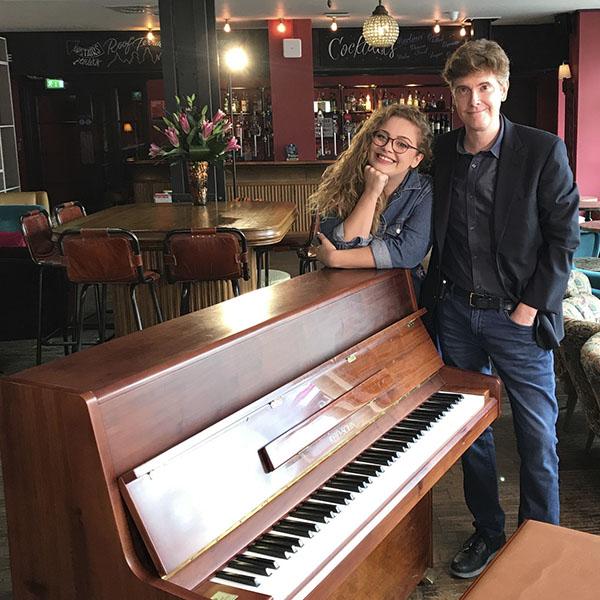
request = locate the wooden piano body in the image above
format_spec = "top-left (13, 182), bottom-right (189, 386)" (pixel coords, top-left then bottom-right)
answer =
top-left (0, 269), bottom-right (500, 600)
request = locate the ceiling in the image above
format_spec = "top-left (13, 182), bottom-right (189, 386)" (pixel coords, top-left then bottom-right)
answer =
top-left (0, 0), bottom-right (598, 31)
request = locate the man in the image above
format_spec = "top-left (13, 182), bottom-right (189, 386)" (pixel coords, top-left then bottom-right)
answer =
top-left (421, 39), bottom-right (580, 579)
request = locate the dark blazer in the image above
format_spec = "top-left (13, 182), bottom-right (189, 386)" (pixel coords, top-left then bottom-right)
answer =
top-left (421, 116), bottom-right (580, 349)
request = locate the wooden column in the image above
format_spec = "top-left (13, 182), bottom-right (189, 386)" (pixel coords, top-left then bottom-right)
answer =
top-left (158, 0), bottom-right (226, 201)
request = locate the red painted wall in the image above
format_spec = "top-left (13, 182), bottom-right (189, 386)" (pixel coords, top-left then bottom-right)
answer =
top-left (575, 10), bottom-right (600, 196)
top-left (268, 19), bottom-right (315, 161)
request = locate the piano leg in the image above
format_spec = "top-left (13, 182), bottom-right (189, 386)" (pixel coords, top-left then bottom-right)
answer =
top-left (326, 493), bottom-right (432, 600)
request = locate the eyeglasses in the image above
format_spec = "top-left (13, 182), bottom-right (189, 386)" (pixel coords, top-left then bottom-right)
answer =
top-left (372, 130), bottom-right (420, 154)
top-left (453, 81), bottom-right (499, 99)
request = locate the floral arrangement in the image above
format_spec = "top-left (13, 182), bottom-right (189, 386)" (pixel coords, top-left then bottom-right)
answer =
top-left (149, 94), bottom-right (240, 163)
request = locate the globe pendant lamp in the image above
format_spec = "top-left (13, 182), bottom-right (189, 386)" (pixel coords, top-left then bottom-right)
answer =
top-left (362, 0), bottom-right (399, 48)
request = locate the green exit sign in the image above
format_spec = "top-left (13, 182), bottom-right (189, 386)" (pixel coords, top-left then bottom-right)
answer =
top-left (45, 78), bottom-right (65, 89)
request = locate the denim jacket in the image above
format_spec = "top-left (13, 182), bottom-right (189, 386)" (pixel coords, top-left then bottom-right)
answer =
top-left (319, 169), bottom-right (433, 269)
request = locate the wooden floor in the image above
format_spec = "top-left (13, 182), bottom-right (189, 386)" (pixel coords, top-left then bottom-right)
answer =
top-left (0, 252), bottom-right (599, 599)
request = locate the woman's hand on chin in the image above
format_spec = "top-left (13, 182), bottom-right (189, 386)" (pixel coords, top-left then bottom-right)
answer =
top-left (363, 165), bottom-right (389, 200)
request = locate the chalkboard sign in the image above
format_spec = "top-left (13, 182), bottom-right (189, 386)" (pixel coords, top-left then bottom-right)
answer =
top-left (313, 27), bottom-right (463, 73)
top-left (64, 32), bottom-right (162, 73)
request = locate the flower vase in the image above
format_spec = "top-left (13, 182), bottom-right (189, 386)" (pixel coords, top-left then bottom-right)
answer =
top-left (187, 161), bottom-right (209, 206)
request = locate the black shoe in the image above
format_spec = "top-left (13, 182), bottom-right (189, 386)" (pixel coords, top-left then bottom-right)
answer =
top-left (449, 531), bottom-right (506, 579)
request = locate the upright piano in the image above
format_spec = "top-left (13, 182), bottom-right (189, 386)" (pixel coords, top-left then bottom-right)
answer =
top-left (0, 269), bottom-right (500, 600)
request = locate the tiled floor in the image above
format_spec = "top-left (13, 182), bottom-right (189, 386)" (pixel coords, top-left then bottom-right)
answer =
top-left (0, 252), bottom-right (599, 599)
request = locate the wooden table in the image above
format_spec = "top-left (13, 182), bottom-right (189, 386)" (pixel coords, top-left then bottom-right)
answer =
top-left (580, 196), bottom-right (600, 220)
top-left (580, 220), bottom-right (600, 232)
top-left (460, 520), bottom-right (600, 600)
top-left (54, 202), bottom-right (296, 336)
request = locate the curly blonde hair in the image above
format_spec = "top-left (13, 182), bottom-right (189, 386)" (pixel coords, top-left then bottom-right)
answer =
top-left (309, 104), bottom-right (432, 234)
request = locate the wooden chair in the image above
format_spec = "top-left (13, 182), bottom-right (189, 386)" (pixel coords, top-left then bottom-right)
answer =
top-left (59, 228), bottom-right (163, 348)
top-left (163, 227), bottom-right (250, 315)
top-left (297, 211), bottom-right (320, 275)
top-left (20, 208), bottom-right (72, 364)
top-left (53, 201), bottom-right (87, 225)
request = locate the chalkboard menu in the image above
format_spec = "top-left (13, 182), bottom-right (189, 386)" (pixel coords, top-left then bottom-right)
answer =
top-left (313, 27), bottom-right (463, 73)
top-left (65, 32), bottom-right (162, 73)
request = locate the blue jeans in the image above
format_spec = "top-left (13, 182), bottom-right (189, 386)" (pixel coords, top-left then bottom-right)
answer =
top-left (436, 290), bottom-right (560, 539)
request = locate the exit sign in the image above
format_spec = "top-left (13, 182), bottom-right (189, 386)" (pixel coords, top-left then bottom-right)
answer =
top-left (45, 78), bottom-right (65, 89)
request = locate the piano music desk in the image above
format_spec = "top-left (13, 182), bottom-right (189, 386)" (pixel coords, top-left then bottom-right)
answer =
top-left (460, 520), bottom-right (600, 600)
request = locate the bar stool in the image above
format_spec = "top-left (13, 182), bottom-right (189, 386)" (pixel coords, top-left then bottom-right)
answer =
top-left (163, 227), bottom-right (250, 315)
top-left (54, 200), bottom-right (110, 339)
top-left (231, 196), bottom-right (272, 286)
top-left (53, 201), bottom-right (87, 225)
top-left (59, 228), bottom-right (163, 349)
top-left (297, 212), bottom-right (320, 275)
top-left (20, 208), bottom-right (73, 364)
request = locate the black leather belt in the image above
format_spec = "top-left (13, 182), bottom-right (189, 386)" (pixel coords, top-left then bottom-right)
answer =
top-left (449, 283), bottom-right (515, 311)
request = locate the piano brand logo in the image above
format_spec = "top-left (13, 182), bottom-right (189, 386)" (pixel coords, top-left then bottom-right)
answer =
top-left (329, 421), bottom-right (356, 443)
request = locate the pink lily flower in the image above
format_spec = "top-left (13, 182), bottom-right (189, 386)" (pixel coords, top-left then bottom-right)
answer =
top-left (179, 112), bottom-right (191, 134)
top-left (202, 120), bottom-right (214, 138)
top-left (165, 127), bottom-right (180, 147)
top-left (226, 136), bottom-right (241, 152)
top-left (223, 121), bottom-right (233, 133)
top-left (212, 109), bottom-right (226, 124)
top-left (149, 143), bottom-right (163, 157)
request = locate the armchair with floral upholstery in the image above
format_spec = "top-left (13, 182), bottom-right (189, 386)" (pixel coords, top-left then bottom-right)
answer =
top-left (581, 333), bottom-right (600, 452)
top-left (559, 270), bottom-right (600, 450)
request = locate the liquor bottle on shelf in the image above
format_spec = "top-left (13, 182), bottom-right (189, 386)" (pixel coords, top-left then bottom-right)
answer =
top-left (406, 93), bottom-right (412, 106)
top-left (437, 94), bottom-right (446, 110)
top-left (240, 92), bottom-right (249, 114)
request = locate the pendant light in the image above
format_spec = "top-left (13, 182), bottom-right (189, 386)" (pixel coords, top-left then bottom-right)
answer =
top-left (362, 0), bottom-right (399, 48)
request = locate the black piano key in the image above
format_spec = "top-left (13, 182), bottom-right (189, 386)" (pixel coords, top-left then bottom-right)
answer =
top-left (410, 408), bottom-right (443, 419)
top-left (215, 570), bottom-right (259, 587)
top-left (302, 500), bottom-right (340, 514)
top-left (343, 463), bottom-right (383, 476)
top-left (431, 391), bottom-right (463, 400)
top-left (324, 479), bottom-right (365, 492)
top-left (257, 535), bottom-right (300, 551)
top-left (290, 508), bottom-right (330, 523)
top-left (331, 472), bottom-right (371, 485)
top-left (273, 520), bottom-right (318, 536)
top-left (312, 489), bottom-right (353, 504)
top-left (237, 554), bottom-right (279, 569)
top-left (248, 543), bottom-right (292, 559)
top-left (362, 448), bottom-right (399, 460)
top-left (372, 440), bottom-right (408, 452)
top-left (298, 502), bottom-right (338, 518)
top-left (228, 558), bottom-right (272, 576)
top-left (402, 416), bottom-right (432, 427)
top-left (392, 423), bottom-right (425, 434)
top-left (383, 431), bottom-right (418, 442)
top-left (355, 452), bottom-right (393, 466)
top-left (261, 532), bottom-right (303, 548)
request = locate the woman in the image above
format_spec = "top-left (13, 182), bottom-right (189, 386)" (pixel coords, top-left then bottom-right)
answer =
top-left (311, 104), bottom-right (433, 292)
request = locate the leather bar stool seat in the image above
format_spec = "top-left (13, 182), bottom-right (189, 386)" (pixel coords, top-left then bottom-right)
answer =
top-left (163, 227), bottom-right (250, 316)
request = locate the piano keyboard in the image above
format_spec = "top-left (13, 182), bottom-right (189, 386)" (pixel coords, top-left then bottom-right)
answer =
top-left (212, 391), bottom-right (485, 599)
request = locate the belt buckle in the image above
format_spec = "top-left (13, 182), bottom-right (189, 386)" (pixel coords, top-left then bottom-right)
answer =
top-left (469, 292), bottom-right (477, 307)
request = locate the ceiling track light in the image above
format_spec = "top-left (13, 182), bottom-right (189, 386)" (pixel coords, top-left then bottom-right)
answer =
top-left (459, 24), bottom-right (467, 37)
top-left (276, 18), bottom-right (286, 33)
top-left (330, 17), bottom-right (338, 31)
top-left (223, 18), bottom-right (231, 33)
top-left (433, 20), bottom-right (441, 34)
top-left (146, 27), bottom-right (155, 42)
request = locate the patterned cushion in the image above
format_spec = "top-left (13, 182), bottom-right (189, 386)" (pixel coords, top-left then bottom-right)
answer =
top-left (563, 293), bottom-right (600, 322)
top-left (565, 269), bottom-right (592, 297)
top-left (574, 257), bottom-right (600, 272)
top-left (580, 332), bottom-right (600, 435)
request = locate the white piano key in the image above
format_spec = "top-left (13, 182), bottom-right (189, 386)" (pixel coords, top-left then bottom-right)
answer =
top-left (212, 392), bottom-right (485, 599)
